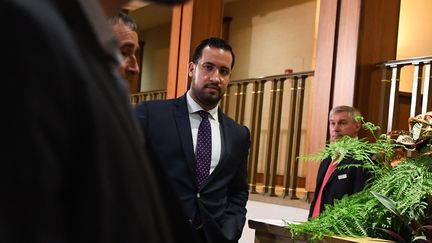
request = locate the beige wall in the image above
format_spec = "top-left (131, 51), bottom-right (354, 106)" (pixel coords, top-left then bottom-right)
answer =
top-left (139, 24), bottom-right (171, 92)
top-left (397, 0), bottom-right (432, 92)
top-left (224, 0), bottom-right (317, 80)
top-left (134, 0), bottom-right (317, 91)
top-left (223, 0), bottom-right (317, 178)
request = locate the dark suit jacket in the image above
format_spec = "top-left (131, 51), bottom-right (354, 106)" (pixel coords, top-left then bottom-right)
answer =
top-left (2, 0), bottom-right (197, 242)
top-left (135, 95), bottom-right (250, 243)
top-left (308, 156), bottom-right (369, 218)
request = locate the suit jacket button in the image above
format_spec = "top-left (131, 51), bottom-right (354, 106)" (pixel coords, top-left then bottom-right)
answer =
top-left (197, 193), bottom-right (200, 198)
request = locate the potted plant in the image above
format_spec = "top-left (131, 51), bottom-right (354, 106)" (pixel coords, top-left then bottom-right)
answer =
top-left (286, 114), bottom-right (432, 242)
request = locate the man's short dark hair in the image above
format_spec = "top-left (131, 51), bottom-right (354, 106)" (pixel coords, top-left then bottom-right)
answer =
top-left (109, 12), bottom-right (138, 32)
top-left (191, 37), bottom-right (235, 69)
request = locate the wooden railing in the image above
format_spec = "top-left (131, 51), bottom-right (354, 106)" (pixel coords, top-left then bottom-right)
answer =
top-left (129, 89), bottom-right (167, 107)
top-left (129, 71), bottom-right (314, 199)
top-left (378, 56), bottom-right (432, 132)
top-left (220, 71), bottom-right (314, 199)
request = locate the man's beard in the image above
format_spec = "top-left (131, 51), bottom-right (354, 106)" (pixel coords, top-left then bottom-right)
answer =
top-left (193, 84), bottom-right (224, 108)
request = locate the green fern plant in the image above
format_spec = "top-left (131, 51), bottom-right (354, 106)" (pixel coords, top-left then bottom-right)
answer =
top-left (288, 117), bottom-right (432, 242)
top-left (298, 116), bottom-right (396, 174)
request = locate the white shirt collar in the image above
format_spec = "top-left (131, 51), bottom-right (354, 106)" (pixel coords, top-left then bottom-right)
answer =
top-left (186, 91), bottom-right (219, 121)
top-left (77, 0), bottom-right (122, 63)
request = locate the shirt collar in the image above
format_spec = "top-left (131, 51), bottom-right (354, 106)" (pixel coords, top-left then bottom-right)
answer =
top-left (77, 0), bottom-right (122, 63)
top-left (186, 91), bottom-right (219, 121)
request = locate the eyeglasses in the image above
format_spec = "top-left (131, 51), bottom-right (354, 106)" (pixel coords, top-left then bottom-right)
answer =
top-left (199, 63), bottom-right (231, 77)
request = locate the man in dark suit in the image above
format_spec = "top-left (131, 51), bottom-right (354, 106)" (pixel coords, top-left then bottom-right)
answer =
top-left (2, 0), bottom-right (199, 242)
top-left (309, 105), bottom-right (370, 218)
top-left (136, 37), bottom-right (251, 243)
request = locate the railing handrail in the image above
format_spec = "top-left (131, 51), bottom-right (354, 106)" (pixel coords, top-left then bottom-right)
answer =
top-left (228, 70), bottom-right (315, 85)
top-left (129, 71), bottom-right (315, 199)
top-left (377, 55), bottom-right (432, 132)
top-left (130, 71), bottom-right (315, 96)
top-left (378, 55), bottom-right (432, 67)
top-left (131, 89), bottom-right (167, 95)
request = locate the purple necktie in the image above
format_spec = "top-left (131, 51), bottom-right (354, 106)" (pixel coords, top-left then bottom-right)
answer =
top-left (196, 110), bottom-right (212, 188)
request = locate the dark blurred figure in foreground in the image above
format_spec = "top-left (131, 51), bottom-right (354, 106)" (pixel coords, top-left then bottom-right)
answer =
top-left (1, 0), bottom-right (198, 242)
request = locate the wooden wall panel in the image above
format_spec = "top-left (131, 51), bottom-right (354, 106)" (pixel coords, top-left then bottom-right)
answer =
top-left (306, 0), bottom-right (400, 197)
top-left (167, 3), bottom-right (192, 98)
top-left (354, 0), bottom-right (400, 130)
top-left (305, 0), bottom-right (339, 195)
top-left (166, 0), bottom-right (224, 98)
top-left (332, 0), bottom-right (361, 106)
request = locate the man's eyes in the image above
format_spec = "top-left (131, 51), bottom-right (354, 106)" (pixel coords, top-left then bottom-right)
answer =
top-left (329, 121), bottom-right (348, 126)
top-left (219, 68), bottom-right (230, 76)
top-left (202, 64), bottom-right (230, 76)
top-left (120, 47), bottom-right (136, 58)
top-left (203, 64), bottom-right (215, 71)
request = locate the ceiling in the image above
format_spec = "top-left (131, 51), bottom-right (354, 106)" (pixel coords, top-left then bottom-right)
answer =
top-left (124, 0), bottom-right (240, 31)
top-left (123, 0), bottom-right (151, 11)
top-left (128, 3), bottom-right (173, 31)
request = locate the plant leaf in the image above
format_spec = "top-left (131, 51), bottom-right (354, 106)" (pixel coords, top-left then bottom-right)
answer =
top-left (379, 228), bottom-right (407, 243)
top-left (371, 191), bottom-right (400, 216)
top-left (411, 235), bottom-right (430, 242)
top-left (421, 225), bottom-right (432, 230)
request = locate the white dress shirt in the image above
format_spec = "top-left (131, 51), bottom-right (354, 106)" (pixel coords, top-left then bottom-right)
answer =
top-left (186, 91), bottom-right (222, 174)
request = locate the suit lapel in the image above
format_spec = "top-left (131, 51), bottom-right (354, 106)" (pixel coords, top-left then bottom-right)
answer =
top-left (173, 97), bottom-right (197, 181)
top-left (204, 110), bottom-right (231, 184)
top-left (318, 157), bottom-right (332, 184)
top-left (174, 100), bottom-right (233, 189)
top-left (328, 157), bottom-right (353, 183)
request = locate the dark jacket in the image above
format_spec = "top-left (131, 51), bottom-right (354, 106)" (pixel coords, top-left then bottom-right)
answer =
top-left (308, 156), bottom-right (370, 218)
top-left (1, 0), bottom-right (197, 242)
top-left (136, 95), bottom-right (250, 243)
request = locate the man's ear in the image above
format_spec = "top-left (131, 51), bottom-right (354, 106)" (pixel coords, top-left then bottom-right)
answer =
top-left (355, 121), bottom-right (362, 132)
top-left (188, 62), bottom-right (195, 77)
